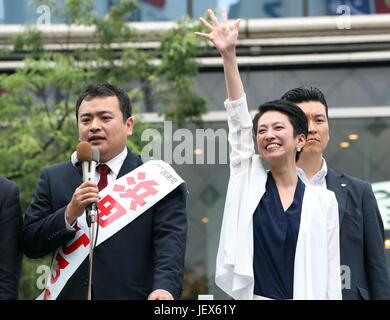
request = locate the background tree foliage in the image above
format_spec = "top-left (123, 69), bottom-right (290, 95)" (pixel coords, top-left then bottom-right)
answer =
top-left (0, 0), bottom-right (209, 299)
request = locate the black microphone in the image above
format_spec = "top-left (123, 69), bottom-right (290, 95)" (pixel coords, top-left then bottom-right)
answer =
top-left (76, 142), bottom-right (100, 227)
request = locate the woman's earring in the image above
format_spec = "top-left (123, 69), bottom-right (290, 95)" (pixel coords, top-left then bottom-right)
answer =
top-left (297, 147), bottom-right (302, 152)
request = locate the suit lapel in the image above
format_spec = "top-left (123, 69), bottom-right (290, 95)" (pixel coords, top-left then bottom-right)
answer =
top-left (326, 167), bottom-right (348, 227)
top-left (117, 148), bottom-right (142, 179)
top-left (71, 162), bottom-right (84, 189)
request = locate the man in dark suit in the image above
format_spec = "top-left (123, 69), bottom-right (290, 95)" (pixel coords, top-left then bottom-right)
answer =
top-left (282, 87), bottom-right (390, 299)
top-left (22, 83), bottom-right (187, 300)
top-left (0, 176), bottom-right (23, 300)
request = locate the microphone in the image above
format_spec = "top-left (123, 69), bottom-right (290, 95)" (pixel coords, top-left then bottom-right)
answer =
top-left (76, 141), bottom-right (100, 227)
top-left (76, 142), bottom-right (100, 301)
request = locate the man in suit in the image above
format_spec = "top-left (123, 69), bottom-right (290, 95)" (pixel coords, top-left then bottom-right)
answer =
top-left (281, 87), bottom-right (390, 299)
top-left (0, 176), bottom-right (23, 299)
top-left (22, 83), bottom-right (187, 300)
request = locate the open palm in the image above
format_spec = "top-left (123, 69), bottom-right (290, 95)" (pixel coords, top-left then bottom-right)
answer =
top-left (195, 8), bottom-right (241, 56)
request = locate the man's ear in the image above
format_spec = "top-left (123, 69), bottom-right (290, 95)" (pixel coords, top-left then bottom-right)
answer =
top-left (126, 117), bottom-right (134, 137)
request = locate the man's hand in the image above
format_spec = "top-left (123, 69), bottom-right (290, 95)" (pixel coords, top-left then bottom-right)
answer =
top-left (148, 289), bottom-right (174, 300)
top-left (65, 181), bottom-right (99, 225)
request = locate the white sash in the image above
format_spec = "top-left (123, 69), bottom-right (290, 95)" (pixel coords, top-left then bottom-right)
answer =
top-left (37, 160), bottom-right (184, 300)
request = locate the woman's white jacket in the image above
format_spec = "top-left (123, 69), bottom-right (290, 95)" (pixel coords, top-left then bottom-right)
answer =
top-left (215, 95), bottom-right (342, 300)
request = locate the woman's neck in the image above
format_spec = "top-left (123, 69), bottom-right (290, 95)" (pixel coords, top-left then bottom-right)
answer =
top-left (270, 159), bottom-right (298, 189)
top-left (270, 159), bottom-right (299, 212)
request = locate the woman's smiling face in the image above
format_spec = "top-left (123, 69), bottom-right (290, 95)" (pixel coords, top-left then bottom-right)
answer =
top-left (256, 110), bottom-right (304, 165)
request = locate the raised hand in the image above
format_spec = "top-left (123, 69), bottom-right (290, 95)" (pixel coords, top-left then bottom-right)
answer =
top-left (196, 8), bottom-right (244, 101)
top-left (195, 8), bottom-right (241, 57)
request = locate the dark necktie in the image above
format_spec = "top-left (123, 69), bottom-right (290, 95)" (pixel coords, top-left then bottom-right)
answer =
top-left (97, 164), bottom-right (111, 191)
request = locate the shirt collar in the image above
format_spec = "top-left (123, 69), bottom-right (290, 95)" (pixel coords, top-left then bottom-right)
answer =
top-left (297, 158), bottom-right (328, 185)
top-left (102, 147), bottom-right (128, 178)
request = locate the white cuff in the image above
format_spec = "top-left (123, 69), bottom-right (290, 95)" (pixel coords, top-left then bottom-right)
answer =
top-left (64, 213), bottom-right (77, 231)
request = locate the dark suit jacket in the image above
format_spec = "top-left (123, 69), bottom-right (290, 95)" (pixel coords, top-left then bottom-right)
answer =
top-left (326, 167), bottom-right (390, 300)
top-left (22, 149), bottom-right (187, 300)
top-left (0, 176), bottom-right (23, 300)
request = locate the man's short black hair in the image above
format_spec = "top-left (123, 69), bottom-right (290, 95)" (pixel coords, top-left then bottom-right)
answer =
top-left (75, 82), bottom-right (132, 123)
top-left (281, 87), bottom-right (329, 119)
top-left (253, 99), bottom-right (308, 162)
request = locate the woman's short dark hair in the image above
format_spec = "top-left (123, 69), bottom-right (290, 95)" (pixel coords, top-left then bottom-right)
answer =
top-left (75, 82), bottom-right (132, 123)
top-left (252, 100), bottom-right (308, 162)
top-left (281, 86), bottom-right (329, 119)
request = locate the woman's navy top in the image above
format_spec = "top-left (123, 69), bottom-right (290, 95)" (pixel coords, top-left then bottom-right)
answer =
top-left (253, 171), bottom-right (306, 299)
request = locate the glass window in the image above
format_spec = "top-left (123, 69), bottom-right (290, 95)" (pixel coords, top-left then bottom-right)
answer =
top-left (0, 0), bottom-right (187, 24)
top-left (223, 0), bottom-right (304, 19)
top-left (0, 0), bottom-right (4, 23)
top-left (2, 0), bottom-right (388, 24)
top-left (325, 0), bottom-right (376, 15)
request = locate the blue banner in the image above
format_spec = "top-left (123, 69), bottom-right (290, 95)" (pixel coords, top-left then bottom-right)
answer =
top-left (227, 0), bottom-right (303, 19)
top-left (327, 0), bottom-right (371, 15)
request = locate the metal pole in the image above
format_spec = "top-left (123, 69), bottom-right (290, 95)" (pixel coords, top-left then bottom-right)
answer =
top-left (87, 222), bottom-right (95, 300)
top-left (187, 0), bottom-right (193, 18)
top-left (303, 0), bottom-right (309, 17)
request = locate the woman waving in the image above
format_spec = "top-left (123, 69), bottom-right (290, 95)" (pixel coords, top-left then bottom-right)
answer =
top-left (196, 9), bottom-right (341, 300)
